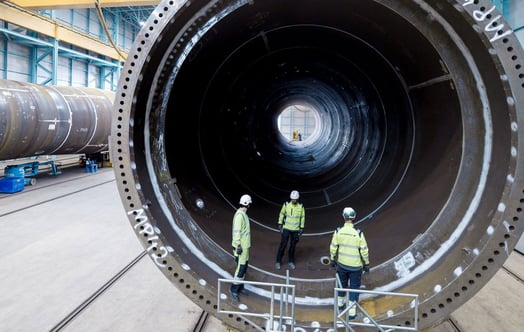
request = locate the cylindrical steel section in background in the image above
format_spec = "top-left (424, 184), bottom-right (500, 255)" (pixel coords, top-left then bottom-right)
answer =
top-left (0, 79), bottom-right (113, 161)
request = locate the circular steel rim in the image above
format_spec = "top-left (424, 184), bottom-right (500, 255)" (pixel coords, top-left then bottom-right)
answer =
top-left (110, 0), bottom-right (524, 329)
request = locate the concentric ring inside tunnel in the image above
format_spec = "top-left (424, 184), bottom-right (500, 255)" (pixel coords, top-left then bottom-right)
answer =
top-left (196, 31), bottom-right (412, 211)
top-left (111, 0), bottom-right (524, 330)
top-left (163, 5), bottom-right (445, 268)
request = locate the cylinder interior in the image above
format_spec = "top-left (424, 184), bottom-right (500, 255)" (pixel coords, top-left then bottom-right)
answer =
top-left (162, 0), bottom-right (463, 274)
top-left (114, 0), bottom-right (524, 329)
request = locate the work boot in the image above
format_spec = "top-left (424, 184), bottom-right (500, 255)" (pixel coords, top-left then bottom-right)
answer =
top-left (230, 289), bottom-right (239, 301)
top-left (338, 304), bottom-right (346, 313)
top-left (275, 262), bottom-right (281, 269)
top-left (347, 313), bottom-right (362, 321)
top-left (289, 262), bottom-right (296, 269)
top-left (348, 301), bottom-right (356, 317)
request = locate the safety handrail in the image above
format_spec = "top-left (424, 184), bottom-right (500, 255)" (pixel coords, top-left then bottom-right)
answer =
top-left (217, 278), bottom-right (296, 332)
top-left (333, 286), bottom-right (419, 331)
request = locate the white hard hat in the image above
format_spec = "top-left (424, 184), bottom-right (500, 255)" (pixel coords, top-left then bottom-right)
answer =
top-left (290, 190), bottom-right (300, 200)
top-left (342, 207), bottom-right (356, 219)
top-left (239, 194), bottom-right (252, 206)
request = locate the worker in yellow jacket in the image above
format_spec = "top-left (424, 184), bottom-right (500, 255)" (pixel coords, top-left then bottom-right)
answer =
top-left (275, 190), bottom-right (305, 270)
top-left (230, 194), bottom-right (252, 301)
top-left (330, 207), bottom-right (370, 319)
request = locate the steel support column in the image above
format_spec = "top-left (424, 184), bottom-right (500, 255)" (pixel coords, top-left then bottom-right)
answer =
top-left (99, 66), bottom-right (105, 89)
top-left (34, 47), bottom-right (54, 85)
top-left (1, 23), bottom-right (7, 80)
top-left (51, 38), bottom-right (58, 85)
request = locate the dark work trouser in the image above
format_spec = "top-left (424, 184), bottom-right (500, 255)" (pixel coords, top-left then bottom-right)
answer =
top-left (230, 248), bottom-right (249, 295)
top-left (337, 265), bottom-right (363, 303)
top-left (276, 229), bottom-right (299, 264)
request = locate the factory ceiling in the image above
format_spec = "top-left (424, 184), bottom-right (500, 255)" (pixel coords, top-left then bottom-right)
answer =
top-left (4, 0), bottom-right (160, 10)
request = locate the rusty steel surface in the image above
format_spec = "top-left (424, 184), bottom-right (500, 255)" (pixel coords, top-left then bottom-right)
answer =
top-left (0, 79), bottom-right (113, 160)
top-left (110, 0), bottom-right (524, 330)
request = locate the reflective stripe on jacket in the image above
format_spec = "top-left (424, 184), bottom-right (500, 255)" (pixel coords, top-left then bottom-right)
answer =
top-left (278, 201), bottom-right (305, 231)
top-left (330, 223), bottom-right (369, 268)
top-left (232, 210), bottom-right (251, 249)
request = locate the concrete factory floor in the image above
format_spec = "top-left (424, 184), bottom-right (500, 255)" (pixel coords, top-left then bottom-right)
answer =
top-left (0, 165), bottom-right (522, 331)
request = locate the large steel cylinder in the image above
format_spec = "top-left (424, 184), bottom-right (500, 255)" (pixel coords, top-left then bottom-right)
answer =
top-left (0, 79), bottom-right (113, 160)
top-left (110, 0), bottom-right (524, 330)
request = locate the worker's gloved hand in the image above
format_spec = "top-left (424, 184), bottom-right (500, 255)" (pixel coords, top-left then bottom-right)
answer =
top-left (298, 228), bottom-right (303, 236)
top-left (236, 246), bottom-right (243, 255)
top-left (363, 264), bottom-right (370, 274)
top-left (330, 259), bottom-right (337, 268)
top-left (278, 224), bottom-right (283, 233)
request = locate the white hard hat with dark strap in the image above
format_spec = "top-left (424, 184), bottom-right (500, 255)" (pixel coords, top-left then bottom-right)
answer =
top-left (342, 207), bottom-right (356, 219)
top-left (290, 190), bottom-right (299, 200)
top-left (239, 194), bottom-right (252, 206)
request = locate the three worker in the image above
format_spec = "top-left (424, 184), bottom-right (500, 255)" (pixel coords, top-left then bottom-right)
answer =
top-left (229, 192), bottom-right (371, 321)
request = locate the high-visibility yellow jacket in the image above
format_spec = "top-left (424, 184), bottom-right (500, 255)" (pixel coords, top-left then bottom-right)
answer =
top-left (278, 201), bottom-right (305, 231)
top-left (232, 209), bottom-right (251, 249)
top-left (330, 222), bottom-right (369, 268)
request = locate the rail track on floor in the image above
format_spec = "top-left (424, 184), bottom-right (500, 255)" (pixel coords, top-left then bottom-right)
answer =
top-left (0, 165), bottom-right (213, 332)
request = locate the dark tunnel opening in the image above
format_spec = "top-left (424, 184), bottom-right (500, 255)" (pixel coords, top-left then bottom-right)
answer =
top-left (112, 0), bottom-right (524, 329)
top-left (164, 2), bottom-right (460, 269)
